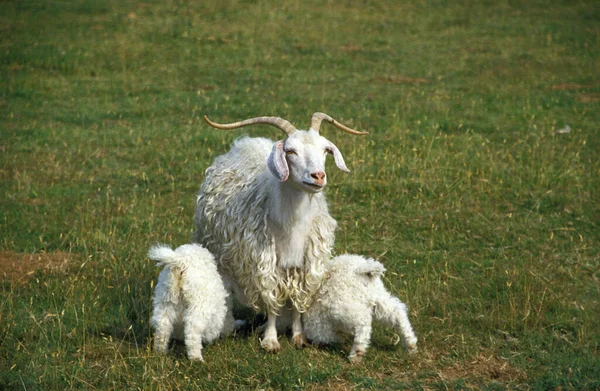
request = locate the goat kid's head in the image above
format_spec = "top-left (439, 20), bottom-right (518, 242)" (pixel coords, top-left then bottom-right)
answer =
top-left (204, 112), bottom-right (368, 194)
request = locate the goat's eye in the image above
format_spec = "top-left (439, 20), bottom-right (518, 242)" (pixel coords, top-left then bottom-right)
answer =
top-left (325, 148), bottom-right (332, 155)
top-left (285, 149), bottom-right (297, 156)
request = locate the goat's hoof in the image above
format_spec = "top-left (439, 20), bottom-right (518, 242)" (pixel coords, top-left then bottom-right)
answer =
top-left (292, 333), bottom-right (309, 348)
top-left (406, 339), bottom-right (418, 354)
top-left (187, 352), bottom-right (204, 362)
top-left (261, 337), bottom-right (280, 353)
top-left (348, 350), bottom-right (365, 364)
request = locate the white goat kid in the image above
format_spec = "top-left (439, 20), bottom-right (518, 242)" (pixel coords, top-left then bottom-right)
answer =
top-left (303, 254), bottom-right (418, 362)
top-left (195, 113), bottom-right (367, 352)
top-left (149, 243), bottom-right (233, 361)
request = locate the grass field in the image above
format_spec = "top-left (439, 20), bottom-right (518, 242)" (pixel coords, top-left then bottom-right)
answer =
top-left (1, 0), bottom-right (599, 389)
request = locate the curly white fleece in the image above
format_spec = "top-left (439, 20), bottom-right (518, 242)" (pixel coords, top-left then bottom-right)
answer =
top-left (149, 243), bottom-right (233, 361)
top-left (194, 137), bottom-right (336, 314)
top-left (299, 254), bottom-right (418, 361)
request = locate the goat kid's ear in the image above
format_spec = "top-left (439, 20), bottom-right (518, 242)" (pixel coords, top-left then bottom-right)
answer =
top-left (267, 140), bottom-right (289, 182)
top-left (327, 142), bottom-right (350, 173)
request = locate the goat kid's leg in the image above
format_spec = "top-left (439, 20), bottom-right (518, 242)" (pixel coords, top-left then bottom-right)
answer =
top-left (221, 277), bottom-right (247, 334)
top-left (348, 318), bottom-right (372, 364)
top-left (151, 308), bottom-right (174, 354)
top-left (220, 290), bottom-right (237, 337)
top-left (260, 310), bottom-right (280, 353)
top-left (153, 326), bottom-right (172, 354)
top-left (375, 295), bottom-right (418, 353)
top-left (184, 318), bottom-right (205, 361)
top-left (396, 304), bottom-right (418, 353)
top-left (291, 309), bottom-right (308, 348)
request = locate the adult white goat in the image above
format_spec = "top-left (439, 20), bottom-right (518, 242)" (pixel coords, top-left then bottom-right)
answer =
top-left (194, 112), bottom-right (366, 352)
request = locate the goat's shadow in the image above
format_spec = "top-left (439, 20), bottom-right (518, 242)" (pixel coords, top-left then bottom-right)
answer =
top-left (231, 304), bottom-right (266, 337)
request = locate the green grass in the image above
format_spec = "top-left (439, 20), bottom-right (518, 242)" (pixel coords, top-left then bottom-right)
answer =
top-left (1, 0), bottom-right (599, 389)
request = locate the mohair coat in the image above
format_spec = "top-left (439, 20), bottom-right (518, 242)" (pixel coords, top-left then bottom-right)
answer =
top-left (194, 136), bottom-right (337, 314)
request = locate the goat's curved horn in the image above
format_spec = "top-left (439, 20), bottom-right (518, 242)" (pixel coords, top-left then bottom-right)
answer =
top-left (204, 115), bottom-right (297, 136)
top-left (310, 112), bottom-right (368, 135)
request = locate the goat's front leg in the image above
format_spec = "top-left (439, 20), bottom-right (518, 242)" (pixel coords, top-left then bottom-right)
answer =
top-left (260, 310), bottom-right (281, 353)
top-left (291, 308), bottom-right (309, 348)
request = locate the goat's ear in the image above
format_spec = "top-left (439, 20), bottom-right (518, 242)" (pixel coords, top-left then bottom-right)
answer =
top-left (327, 142), bottom-right (350, 173)
top-left (267, 140), bottom-right (289, 181)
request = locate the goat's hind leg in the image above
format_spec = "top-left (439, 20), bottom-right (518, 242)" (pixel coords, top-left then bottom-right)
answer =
top-left (184, 317), bottom-right (205, 361)
top-left (151, 307), bottom-right (174, 354)
top-left (375, 294), bottom-right (418, 353)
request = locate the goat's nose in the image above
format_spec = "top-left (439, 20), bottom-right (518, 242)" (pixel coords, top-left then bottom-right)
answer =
top-left (310, 171), bottom-right (326, 184)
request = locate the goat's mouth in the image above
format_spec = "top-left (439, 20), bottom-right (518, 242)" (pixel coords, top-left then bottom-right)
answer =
top-left (302, 181), bottom-right (325, 191)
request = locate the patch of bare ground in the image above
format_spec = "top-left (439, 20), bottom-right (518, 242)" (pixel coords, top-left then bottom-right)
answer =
top-left (305, 378), bottom-right (354, 391)
top-left (374, 75), bottom-right (430, 84)
top-left (0, 250), bottom-right (77, 284)
top-left (548, 83), bottom-right (600, 102)
top-left (339, 45), bottom-right (362, 53)
top-left (19, 197), bottom-right (44, 206)
top-left (551, 83), bottom-right (591, 90)
top-left (435, 352), bottom-right (525, 385)
top-left (302, 349), bottom-right (525, 389)
top-left (576, 93), bottom-right (600, 103)
top-left (367, 350), bottom-right (527, 387)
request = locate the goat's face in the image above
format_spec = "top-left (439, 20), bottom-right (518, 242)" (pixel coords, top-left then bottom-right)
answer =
top-left (267, 130), bottom-right (350, 193)
top-left (202, 113), bottom-right (365, 192)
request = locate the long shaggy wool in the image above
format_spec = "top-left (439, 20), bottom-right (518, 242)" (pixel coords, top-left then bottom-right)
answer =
top-left (194, 137), bottom-right (337, 314)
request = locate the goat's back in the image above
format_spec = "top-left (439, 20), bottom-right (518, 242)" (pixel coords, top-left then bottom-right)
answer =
top-left (194, 136), bottom-right (273, 242)
top-left (209, 136), bottom-right (272, 178)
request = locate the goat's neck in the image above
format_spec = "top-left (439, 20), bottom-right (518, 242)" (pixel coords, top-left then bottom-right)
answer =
top-left (268, 179), bottom-right (320, 269)
top-left (268, 180), bottom-right (316, 227)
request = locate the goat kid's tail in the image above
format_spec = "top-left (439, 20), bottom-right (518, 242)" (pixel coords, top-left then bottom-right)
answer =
top-left (148, 244), bottom-right (200, 273)
top-left (148, 244), bottom-right (179, 267)
top-left (148, 243), bottom-right (213, 273)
